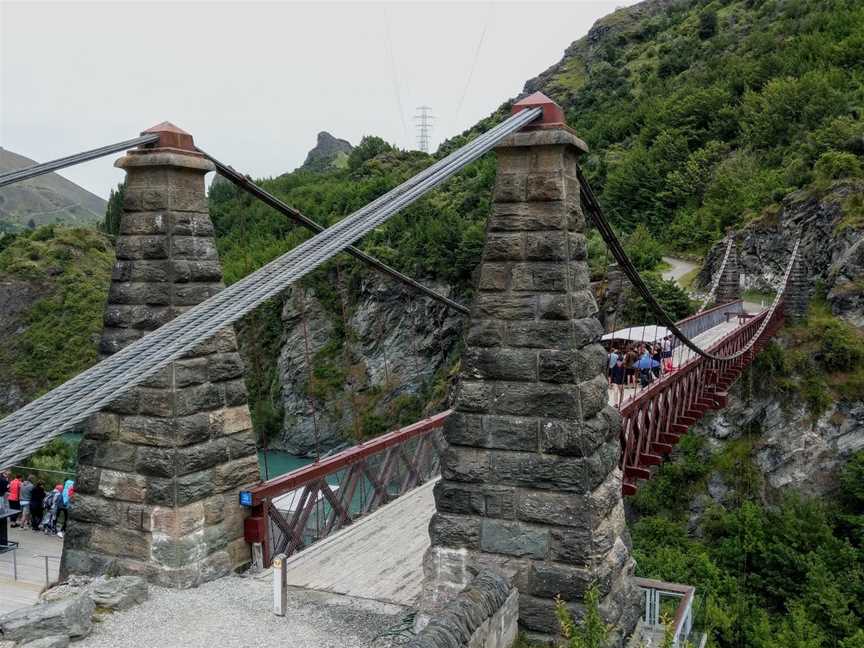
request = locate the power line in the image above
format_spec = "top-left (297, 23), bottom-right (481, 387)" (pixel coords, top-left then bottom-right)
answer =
top-left (453, 2), bottom-right (493, 129)
top-left (383, 7), bottom-right (409, 148)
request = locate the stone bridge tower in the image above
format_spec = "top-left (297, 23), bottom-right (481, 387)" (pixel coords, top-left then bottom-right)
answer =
top-left (61, 124), bottom-right (260, 588)
top-left (420, 94), bottom-right (640, 643)
top-left (716, 234), bottom-right (741, 304)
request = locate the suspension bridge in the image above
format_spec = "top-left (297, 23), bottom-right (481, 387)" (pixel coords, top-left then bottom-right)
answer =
top-left (0, 93), bottom-right (806, 647)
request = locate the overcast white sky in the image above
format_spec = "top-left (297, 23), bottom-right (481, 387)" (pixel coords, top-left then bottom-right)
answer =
top-left (1, 0), bottom-right (637, 199)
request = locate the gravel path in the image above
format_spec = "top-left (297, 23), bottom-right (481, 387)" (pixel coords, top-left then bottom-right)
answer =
top-left (661, 256), bottom-right (698, 285)
top-left (78, 574), bottom-right (413, 648)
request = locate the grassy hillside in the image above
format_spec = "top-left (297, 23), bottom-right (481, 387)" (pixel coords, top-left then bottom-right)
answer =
top-left (0, 227), bottom-right (113, 411)
top-left (0, 148), bottom-right (107, 232)
top-left (444, 0), bottom-right (863, 253)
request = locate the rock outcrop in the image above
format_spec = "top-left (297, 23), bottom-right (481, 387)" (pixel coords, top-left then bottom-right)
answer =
top-left (301, 132), bottom-right (353, 171)
top-left (276, 273), bottom-right (464, 456)
top-left (694, 387), bottom-right (864, 497)
top-left (701, 180), bottom-right (864, 325)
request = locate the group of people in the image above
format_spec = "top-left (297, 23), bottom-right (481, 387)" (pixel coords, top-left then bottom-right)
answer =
top-left (0, 472), bottom-right (74, 538)
top-left (607, 337), bottom-right (675, 407)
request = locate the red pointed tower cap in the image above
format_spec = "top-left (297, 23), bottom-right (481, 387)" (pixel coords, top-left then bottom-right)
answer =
top-left (140, 121), bottom-right (196, 152)
top-left (511, 91), bottom-right (566, 127)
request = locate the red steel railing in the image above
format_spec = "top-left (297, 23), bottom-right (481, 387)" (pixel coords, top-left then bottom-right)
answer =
top-left (243, 410), bottom-right (449, 566)
top-left (619, 302), bottom-right (784, 495)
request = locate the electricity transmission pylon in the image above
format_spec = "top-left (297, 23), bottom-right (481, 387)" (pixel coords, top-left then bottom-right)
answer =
top-left (414, 106), bottom-right (434, 153)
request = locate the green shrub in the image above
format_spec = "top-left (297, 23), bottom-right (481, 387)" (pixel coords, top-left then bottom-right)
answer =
top-left (814, 151), bottom-right (863, 183)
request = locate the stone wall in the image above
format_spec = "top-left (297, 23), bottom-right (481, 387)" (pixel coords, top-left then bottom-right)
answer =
top-left (61, 126), bottom-right (259, 588)
top-left (410, 570), bottom-right (518, 648)
top-left (419, 115), bottom-right (640, 644)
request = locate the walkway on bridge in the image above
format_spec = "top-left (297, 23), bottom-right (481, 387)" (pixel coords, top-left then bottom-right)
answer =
top-left (607, 307), bottom-right (763, 409)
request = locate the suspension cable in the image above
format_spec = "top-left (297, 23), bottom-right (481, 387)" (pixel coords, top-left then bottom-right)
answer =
top-left (0, 134), bottom-right (160, 188)
top-left (0, 107), bottom-right (542, 467)
top-left (576, 164), bottom-right (799, 363)
top-left (200, 150), bottom-right (469, 315)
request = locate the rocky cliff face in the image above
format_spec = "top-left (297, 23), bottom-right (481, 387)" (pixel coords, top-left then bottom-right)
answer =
top-left (695, 386), bottom-right (864, 498)
top-left (301, 132), bottom-right (353, 172)
top-left (276, 273), bottom-right (464, 456)
top-left (0, 278), bottom-right (49, 413)
top-left (700, 180), bottom-right (864, 325)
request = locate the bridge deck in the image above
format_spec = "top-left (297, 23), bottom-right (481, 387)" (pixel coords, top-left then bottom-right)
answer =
top-left (262, 478), bottom-right (437, 607)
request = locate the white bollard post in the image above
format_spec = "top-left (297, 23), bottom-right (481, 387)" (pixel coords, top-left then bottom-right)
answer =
top-left (252, 543), bottom-right (264, 572)
top-left (273, 553), bottom-right (287, 616)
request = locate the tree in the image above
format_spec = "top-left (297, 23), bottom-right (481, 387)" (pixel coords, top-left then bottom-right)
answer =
top-left (698, 10), bottom-right (718, 39)
top-left (555, 587), bottom-right (609, 648)
top-left (347, 136), bottom-right (394, 171)
top-left (100, 181), bottom-right (126, 236)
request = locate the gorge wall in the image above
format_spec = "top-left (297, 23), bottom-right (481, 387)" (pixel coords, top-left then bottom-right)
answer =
top-left (275, 273), bottom-right (465, 456)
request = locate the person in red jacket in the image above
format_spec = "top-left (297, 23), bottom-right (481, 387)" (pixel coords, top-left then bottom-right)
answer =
top-left (8, 475), bottom-right (22, 527)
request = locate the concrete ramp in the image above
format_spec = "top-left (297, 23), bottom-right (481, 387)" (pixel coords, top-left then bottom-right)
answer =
top-left (274, 479), bottom-right (437, 607)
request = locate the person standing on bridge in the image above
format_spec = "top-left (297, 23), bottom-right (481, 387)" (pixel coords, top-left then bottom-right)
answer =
top-left (0, 471), bottom-right (8, 511)
top-left (19, 474), bottom-right (34, 529)
top-left (7, 474), bottom-right (21, 526)
top-left (607, 346), bottom-right (620, 385)
top-left (611, 356), bottom-right (626, 407)
top-left (29, 481), bottom-right (45, 531)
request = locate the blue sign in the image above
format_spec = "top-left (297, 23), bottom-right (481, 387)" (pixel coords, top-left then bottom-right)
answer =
top-left (239, 491), bottom-right (253, 507)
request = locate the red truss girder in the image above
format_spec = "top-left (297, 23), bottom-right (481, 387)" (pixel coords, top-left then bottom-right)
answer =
top-left (245, 411), bottom-right (450, 566)
top-left (620, 305), bottom-right (784, 496)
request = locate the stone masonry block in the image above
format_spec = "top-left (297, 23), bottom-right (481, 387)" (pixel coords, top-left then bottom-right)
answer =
top-left (171, 236), bottom-right (218, 260)
top-left (119, 212), bottom-right (168, 235)
top-left (480, 519), bottom-right (548, 559)
top-left (488, 202), bottom-right (567, 232)
top-left (487, 382), bottom-right (581, 419)
top-left (170, 260), bottom-right (223, 283)
top-left (115, 235), bottom-right (169, 260)
top-left (489, 450), bottom-right (589, 492)
top-left (578, 375), bottom-right (610, 421)
top-left (465, 321), bottom-right (506, 348)
top-left (173, 283), bottom-right (221, 306)
top-left (207, 353), bottom-right (246, 382)
top-left (515, 562), bottom-right (593, 600)
top-left (434, 481), bottom-right (516, 519)
top-left (444, 412), bottom-right (538, 453)
top-left (483, 233), bottom-right (524, 262)
top-left (104, 304), bottom-right (173, 330)
top-left (170, 212), bottom-right (215, 236)
top-left (516, 490), bottom-right (590, 528)
top-left (77, 439), bottom-right (138, 473)
top-left (524, 232), bottom-right (566, 261)
top-left (112, 260), bottom-right (170, 283)
top-left (539, 417), bottom-right (611, 458)
top-left (98, 470), bottom-right (147, 503)
top-left (441, 445), bottom-right (493, 483)
top-left (90, 524), bottom-right (151, 562)
top-left (454, 381), bottom-right (493, 413)
top-left (506, 321), bottom-right (572, 348)
top-left (510, 263), bottom-right (567, 292)
top-left (108, 282), bottom-right (171, 306)
top-left (538, 346), bottom-right (605, 385)
top-left (477, 263), bottom-right (510, 291)
top-left (88, 412), bottom-right (120, 441)
top-left (462, 348), bottom-right (536, 382)
top-left (525, 172), bottom-right (564, 202)
top-left (493, 173), bottom-right (527, 203)
top-left (429, 513), bottom-right (481, 549)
